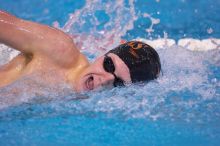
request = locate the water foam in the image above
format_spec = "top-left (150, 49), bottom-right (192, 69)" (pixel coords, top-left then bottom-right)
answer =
top-left (0, 44), bottom-right (219, 123)
top-left (0, 0), bottom-right (220, 122)
top-left (136, 38), bottom-right (220, 51)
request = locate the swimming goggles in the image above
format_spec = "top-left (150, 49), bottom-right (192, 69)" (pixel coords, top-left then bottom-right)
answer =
top-left (103, 55), bottom-right (125, 87)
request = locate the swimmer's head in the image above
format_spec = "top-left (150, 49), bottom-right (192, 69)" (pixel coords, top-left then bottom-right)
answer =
top-left (76, 41), bottom-right (161, 92)
top-left (106, 41), bottom-right (161, 83)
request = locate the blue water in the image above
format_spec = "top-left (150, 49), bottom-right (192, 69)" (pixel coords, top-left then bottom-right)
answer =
top-left (0, 0), bottom-right (220, 39)
top-left (0, 0), bottom-right (220, 146)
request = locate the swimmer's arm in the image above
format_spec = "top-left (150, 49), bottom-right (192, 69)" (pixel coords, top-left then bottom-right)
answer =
top-left (0, 10), bottom-right (79, 68)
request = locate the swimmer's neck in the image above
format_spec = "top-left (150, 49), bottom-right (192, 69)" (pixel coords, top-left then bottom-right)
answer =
top-left (65, 53), bottom-right (90, 90)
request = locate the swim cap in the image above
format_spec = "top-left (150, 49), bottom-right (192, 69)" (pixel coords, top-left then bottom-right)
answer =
top-left (107, 41), bottom-right (161, 83)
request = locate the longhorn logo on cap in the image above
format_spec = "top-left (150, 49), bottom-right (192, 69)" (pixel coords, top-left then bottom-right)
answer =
top-left (128, 41), bottom-right (143, 58)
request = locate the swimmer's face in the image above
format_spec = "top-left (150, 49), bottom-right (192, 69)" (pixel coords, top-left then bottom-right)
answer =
top-left (76, 53), bottom-right (131, 92)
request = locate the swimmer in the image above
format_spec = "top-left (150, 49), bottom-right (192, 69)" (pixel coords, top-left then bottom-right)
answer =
top-left (0, 10), bottom-right (161, 92)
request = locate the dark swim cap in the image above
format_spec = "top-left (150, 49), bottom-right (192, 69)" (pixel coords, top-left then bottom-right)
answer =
top-left (107, 41), bottom-right (161, 83)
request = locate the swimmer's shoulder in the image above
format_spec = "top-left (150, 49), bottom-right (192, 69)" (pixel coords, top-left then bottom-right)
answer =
top-left (73, 53), bottom-right (89, 69)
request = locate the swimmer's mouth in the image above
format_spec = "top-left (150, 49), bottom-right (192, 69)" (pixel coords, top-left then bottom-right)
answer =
top-left (86, 76), bottom-right (94, 90)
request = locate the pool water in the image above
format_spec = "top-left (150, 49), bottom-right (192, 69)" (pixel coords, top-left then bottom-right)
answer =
top-left (0, 0), bottom-right (220, 146)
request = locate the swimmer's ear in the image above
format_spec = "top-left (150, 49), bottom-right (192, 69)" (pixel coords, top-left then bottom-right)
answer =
top-left (120, 39), bottom-right (127, 44)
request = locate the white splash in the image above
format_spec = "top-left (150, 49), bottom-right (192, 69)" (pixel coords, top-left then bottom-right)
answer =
top-left (61, 0), bottom-right (137, 55)
top-left (0, 0), bottom-right (220, 123)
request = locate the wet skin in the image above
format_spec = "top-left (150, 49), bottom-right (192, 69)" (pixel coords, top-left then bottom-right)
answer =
top-left (0, 10), bottom-right (131, 92)
top-left (75, 53), bottom-right (131, 92)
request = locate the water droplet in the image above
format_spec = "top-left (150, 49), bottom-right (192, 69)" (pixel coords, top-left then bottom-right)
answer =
top-left (207, 28), bottom-right (213, 34)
